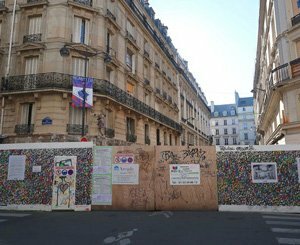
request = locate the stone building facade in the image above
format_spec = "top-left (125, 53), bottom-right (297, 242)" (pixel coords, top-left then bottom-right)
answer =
top-left (253, 0), bottom-right (300, 144)
top-left (0, 0), bottom-right (210, 145)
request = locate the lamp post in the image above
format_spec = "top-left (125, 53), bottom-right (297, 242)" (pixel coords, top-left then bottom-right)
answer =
top-left (60, 44), bottom-right (111, 137)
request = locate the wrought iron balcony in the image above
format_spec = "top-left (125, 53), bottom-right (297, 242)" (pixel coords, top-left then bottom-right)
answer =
top-left (105, 128), bottom-right (115, 138)
top-left (15, 124), bottom-right (34, 135)
top-left (67, 124), bottom-right (88, 135)
top-left (73, 0), bottom-right (92, 7)
top-left (155, 88), bottom-right (161, 94)
top-left (0, 1), bottom-right (5, 8)
top-left (162, 91), bottom-right (167, 100)
top-left (167, 95), bottom-right (172, 103)
top-left (2, 73), bottom-right (182, 133)
top-left (126, 134), bottom-right (137, 143)
top-left (126, 30), bottom-right (136, 43)
top-left (144, 79), bottom-right (150, 85)
top-left (23, 33), bottom-right (42, 43)
top-left (270, 63), bottom-right (290, 87)
top-left (106, 9), bottom-right (116, 21)
top-left (155, 62), bottom-right (160, 69)
top-left (144, 50), bottom-right (150, 58)
top-left (27, 0), bottom-right (46, 4)
top-left (292, 13), bottom-right (300, 26)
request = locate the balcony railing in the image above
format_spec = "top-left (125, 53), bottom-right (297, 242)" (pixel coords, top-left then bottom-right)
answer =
top-left (23, 33), bottom-right (42, 43)
top-left (15, 124), bottom-right (34, 135)
top-left (73, 0), bottom-right (92, 7)
top-left (27, 0), bottom-right (45, 4)
top-left (106, 9), bottom-right (116, 21)
top-left (67, 124), bottom-right (88, 135)
top-left (105, 128), bottom-right (115, 138)
top-left (2, 73), bottom-right (182, 133)
top-left (144, 79), bottom-right (150, 85)
top-left (126, 31), bottom-right (137, 43)
top-left (270, 63), bottom-right (290, 87)
top-left (126, 134), bottom-right (137, 143)
top-left (292, 13), bottom-right (300, 26)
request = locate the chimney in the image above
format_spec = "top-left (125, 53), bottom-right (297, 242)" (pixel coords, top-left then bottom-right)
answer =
top-left (211, 101), bottom-right (214, 113)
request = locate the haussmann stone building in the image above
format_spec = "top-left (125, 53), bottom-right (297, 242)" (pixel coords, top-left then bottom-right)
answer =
top-left (0, 0), bottom-right (211, 146)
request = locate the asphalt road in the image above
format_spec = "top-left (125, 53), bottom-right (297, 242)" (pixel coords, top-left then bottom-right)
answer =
top-left (0, 211), bottom-right (299, 245)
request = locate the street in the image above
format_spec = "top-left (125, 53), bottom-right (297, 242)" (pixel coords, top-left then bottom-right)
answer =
top-left (0, 211), bottom-right (299, 245)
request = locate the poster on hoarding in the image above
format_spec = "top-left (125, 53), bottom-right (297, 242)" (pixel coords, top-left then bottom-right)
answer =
top-left (251, 162), bottom-right (278, 183)
top-left (169, 164), bottom-right (200, 185)
top-left (112, 164), bottom-right (139, 185)
top-left (92, 147), bottom-right (112, 205)
top-left (7, 155), bottom-right (26, 180)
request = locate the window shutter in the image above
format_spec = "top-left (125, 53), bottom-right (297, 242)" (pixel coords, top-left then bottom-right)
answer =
top-left (73, 17), bottom-right (81, 43)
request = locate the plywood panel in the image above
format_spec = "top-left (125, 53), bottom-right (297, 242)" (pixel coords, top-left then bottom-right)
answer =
top-left (154, 146), bottom-right (217, 210)
top-left (93, 146), bottom-right (155, 210)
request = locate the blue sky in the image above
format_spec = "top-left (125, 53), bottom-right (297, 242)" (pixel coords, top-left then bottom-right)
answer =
top-left (149, 0), bottom-right (259, 105)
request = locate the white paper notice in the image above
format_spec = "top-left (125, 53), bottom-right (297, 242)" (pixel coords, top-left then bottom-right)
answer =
top-left (112, 164), bottom-right (139, 185)
top-left (32, 165), bottom-right (41, 173)
top-left (170, 164), bottom-right (200, 185)
top-left (7, 155), bottom-right (26, 180)
top-left (92, 147), bottom-right (113, 205)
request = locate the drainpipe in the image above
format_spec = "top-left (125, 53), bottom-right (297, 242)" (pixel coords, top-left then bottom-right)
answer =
top-left (0, 0), bottom-right (17, 135)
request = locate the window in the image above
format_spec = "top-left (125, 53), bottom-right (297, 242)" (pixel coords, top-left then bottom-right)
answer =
top-left (105, 109), bottom-right (113, 129)
top-left (144, 93), bottom-right (150, 105)
top-left (72, 57), bottom-right (88, 77)
top-left (216, 129), bottom-right (219, 135)
top-left (73, 16), bottom-right (89, 44)
top-left (20, 103), bottom-right (34, 126)
top-left (169, 134), bottom-right (172, 146)
top-left (0, 21), bottom-right (2, 44)
top-left (216, 138), bottom-right (220, 145)
top-left (156, 128), bottom-right (160, 145)
top-left (243, 123), bottom-right (248, 130)
top-left (126, 82), bottom-right (135, 95)
top-left (145, 124), bottom-right (150, 145)
top-left (69, 105), bottom-right (84, 125)
top-left (224, 128), bottom-right (228, 135)
top-left (126, 117), bottom-right (135, 136)
top-left (232, 128), bottom-right (236, 134)
top-left (106, 67), bottom-right (114, 83)
top-left (126, 48), bottom-right (135, 72)
top-left (233, 138), bottom-right (237, 145)
top-left (224, 138), bottom-right (228, 145)
top-left (232, 119), bottom-right (235, 125)
top-left (230, 110), bottom-right (235, 116)
top-left (126, 19), bottom-right (135, 38)
top-left (223, 111), bottom-right (227, 116)
top-left (28, 15), bottom-right (42, 35)
top-left (224, 120), bottom-right (227, 126)
top-left (244, 133), bottom-right (248, 140)
top-left (25, 56), bottom-right (38, 75)
top-left (215, 121), bottom-right (219, 126)
top-left (243, 107), bottom-right (246, 111)
top-left (164, 132), bottom-right (167, 145)
top-left (106, 31), bottom-right (112, 52)
top-left (214, 112), bottom-right (219, 117)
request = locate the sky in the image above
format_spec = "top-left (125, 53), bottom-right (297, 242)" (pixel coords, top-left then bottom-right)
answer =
top-left (149, 0), bottom-right (259, 105)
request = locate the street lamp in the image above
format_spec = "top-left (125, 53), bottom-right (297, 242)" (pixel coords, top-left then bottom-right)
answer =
top-left (60, 44), bottom-right (111, 137)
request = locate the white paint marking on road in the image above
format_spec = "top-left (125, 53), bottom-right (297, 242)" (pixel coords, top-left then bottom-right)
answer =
top-left (266, 221), bottom-right (300, 226)
top-left (271, 228), bottom-right (300, 234)
top-left (263, 215), bottom-right (300, 221)
top-left (0, 213), bottom-right (31, 217)
top-left (0, 219), bottom-right (7, 223)
top-left (277, 237), bottom-right (300, 244)
top-left (103, 228), bottom-right (138, 244)
top-left (149, 211), bottom-right (173, 218)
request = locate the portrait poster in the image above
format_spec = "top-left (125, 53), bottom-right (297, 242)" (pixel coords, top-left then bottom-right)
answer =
top-left (251, 162), bottom-right (278, 183)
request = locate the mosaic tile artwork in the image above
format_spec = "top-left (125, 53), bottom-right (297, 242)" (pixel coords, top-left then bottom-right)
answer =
top-left (217, 150), bottom-right (300, 206)
top-left (0, 148), bottom-right (93, 206)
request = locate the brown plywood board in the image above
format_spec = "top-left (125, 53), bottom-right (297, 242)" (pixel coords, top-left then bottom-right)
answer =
top-left (154, 146), bottom-right (218, 210)
top-left (93, 146), bottom-right (155, 211)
